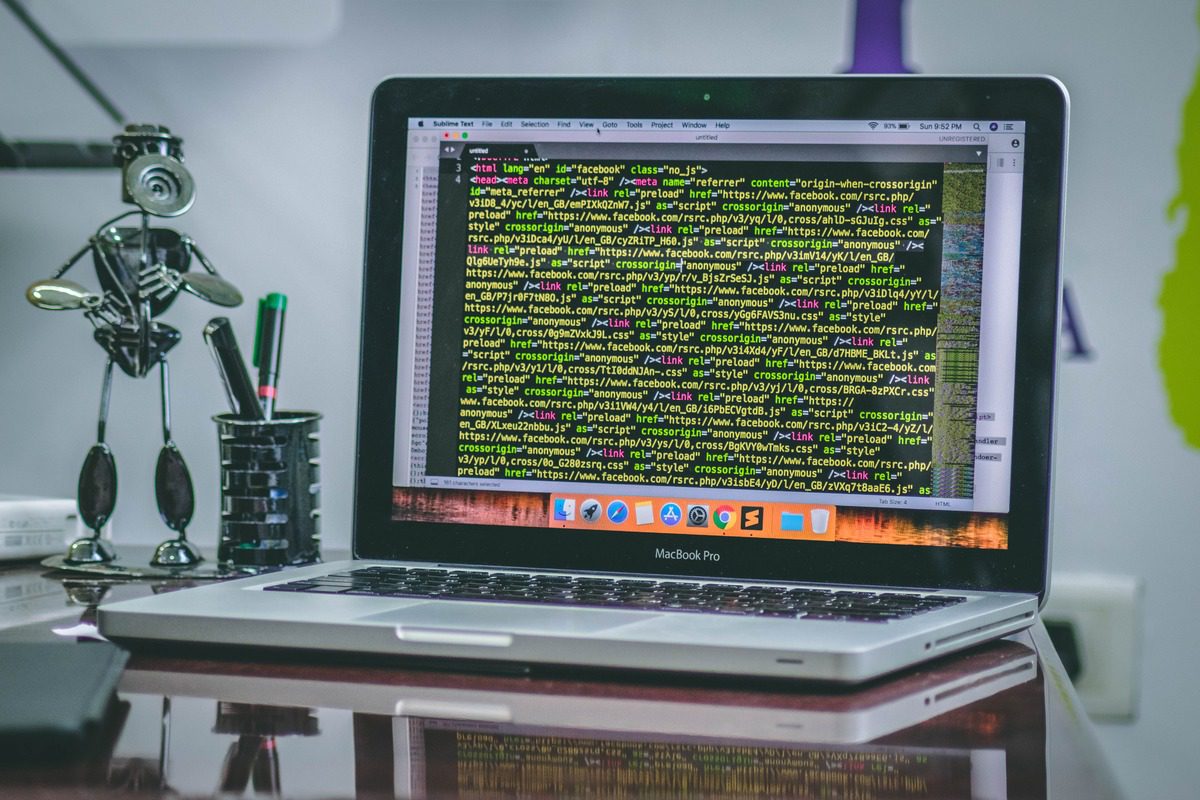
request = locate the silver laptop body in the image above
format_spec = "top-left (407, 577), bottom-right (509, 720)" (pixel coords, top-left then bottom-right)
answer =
top-left (100, 76), bottom-right (1068, 683)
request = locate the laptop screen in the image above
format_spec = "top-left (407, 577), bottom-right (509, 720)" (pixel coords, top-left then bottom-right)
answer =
top-left (392, 116), bottom-right (1023, 549)
top-left (358, 77), bottom-right (1065, 592)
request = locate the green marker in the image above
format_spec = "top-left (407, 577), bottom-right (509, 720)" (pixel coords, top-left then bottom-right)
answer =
top-left (253, 292), bottom-right (287, 420)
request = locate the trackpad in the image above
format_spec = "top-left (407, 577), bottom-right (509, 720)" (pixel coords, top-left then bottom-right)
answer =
top-left (360, 602), bottom-right (657, 635)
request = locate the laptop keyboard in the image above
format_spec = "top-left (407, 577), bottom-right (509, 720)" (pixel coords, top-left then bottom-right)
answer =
top-left (265, 566), bottom-right (968, 623)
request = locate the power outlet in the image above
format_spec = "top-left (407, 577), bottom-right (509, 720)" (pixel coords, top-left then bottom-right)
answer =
top-left (1041, 572), bottom-right (1142, 720)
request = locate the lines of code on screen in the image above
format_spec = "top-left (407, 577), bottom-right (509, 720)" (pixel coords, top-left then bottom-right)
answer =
top-left (425, 146), bottom-right (984, 500)
top-left (421, 729), bottom-right (972, 799)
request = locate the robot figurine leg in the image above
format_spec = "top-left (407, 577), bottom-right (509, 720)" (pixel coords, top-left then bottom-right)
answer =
top-left (66, 358), bottom-right (119, 564)
top-left (150, 357), bottom-right (203, 567)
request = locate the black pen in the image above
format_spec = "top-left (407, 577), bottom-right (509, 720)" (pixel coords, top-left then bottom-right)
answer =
top-left (204, 317), bottom-right (265, 421)
top-left (253, 293), bottom-right (287, 421)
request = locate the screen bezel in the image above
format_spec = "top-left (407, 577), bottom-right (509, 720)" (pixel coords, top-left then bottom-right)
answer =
top-left (355, 76), bottom-right (1066, 598)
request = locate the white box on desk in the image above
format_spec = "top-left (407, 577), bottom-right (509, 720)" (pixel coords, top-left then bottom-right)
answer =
top-left (0, 494), bottom-right (90, 561)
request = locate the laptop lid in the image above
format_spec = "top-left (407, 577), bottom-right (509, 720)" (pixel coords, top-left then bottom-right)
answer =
top-left (355, 76), bottom-right (1067, 598)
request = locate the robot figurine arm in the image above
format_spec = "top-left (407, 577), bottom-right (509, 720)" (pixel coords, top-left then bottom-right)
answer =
top-left (182, 234), bottom-right (217, 275)
top-left (26, 238), bottom-right (103, 311)
top-left (27, 208), bottom-right (144, 311)
top-left (178, 235), bottom-right (243, 307)
top-left (53, 239), bottom-right (95, 279)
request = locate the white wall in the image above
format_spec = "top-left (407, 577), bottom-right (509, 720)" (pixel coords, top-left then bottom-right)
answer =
top-left (2, 1), bottom-right (1197, 796)
top-left (910, 4), bottom-right (1200, 798)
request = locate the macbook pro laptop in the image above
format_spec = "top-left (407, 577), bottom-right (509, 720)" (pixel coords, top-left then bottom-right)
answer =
top-left (99, 76), bottom-right (1068, 683)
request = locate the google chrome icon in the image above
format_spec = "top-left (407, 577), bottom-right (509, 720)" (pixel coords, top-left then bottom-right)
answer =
top-left (713, 505), bottom-right (735, 529)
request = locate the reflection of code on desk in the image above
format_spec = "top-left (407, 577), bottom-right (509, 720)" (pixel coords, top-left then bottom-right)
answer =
top-left (420, 729), bottom-right (974, 799)
top-left (426, 149), bottom-right (985, 500)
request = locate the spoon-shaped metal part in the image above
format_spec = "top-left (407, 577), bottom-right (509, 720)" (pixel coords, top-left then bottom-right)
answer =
top-left (26, 278), bottom-right (102, 310)
top-left (67, 442), bottom-right (118, 565)
top-left (154, 442), bottom-right (194, 532)
top-left (78, 443), bottom-right (117, 532)
top-left (151, 441), bottom-right (203, 568)
top-left (181, 272), bottom-right (243, 307)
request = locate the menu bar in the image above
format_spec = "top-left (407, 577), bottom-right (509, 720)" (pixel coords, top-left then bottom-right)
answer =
top-left (410, 118), bottom-right (1026, 133)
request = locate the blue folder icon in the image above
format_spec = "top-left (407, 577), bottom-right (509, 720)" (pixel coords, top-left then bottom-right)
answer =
top-left (780, 512), bottom-right (805, 532)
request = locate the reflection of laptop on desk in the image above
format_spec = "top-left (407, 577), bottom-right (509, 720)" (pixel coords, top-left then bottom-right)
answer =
top-left (120, 638), bottom-right (1037, 747)
top-left (116, 640), bottom-right (1037, 800)
top-left (116, 641), bottom-right (1038, 797)
top-left (100, 76), bottom-right (1068, 683)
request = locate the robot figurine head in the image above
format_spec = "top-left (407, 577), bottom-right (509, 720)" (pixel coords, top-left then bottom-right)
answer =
top-left (114, 124), bottom-right (195, 217)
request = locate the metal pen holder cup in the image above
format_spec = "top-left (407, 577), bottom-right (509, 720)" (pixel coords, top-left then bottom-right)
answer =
top-left (215, 411), bottom-right (321, 567)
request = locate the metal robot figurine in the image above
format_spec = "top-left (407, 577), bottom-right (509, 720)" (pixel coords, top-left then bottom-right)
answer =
top-left (25, 124), bottom-right (243, 568)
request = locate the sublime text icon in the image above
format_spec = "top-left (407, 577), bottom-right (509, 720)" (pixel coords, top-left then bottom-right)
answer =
top-left (740, 506), bottom-right (764, 531)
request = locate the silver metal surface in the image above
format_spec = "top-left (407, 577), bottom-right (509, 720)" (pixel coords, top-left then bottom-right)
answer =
top-left (180, 272), bottom-right (242, 307)
top-left (149, 538), bottom-right (204, 568)
top-left (64, 535), bottom-right (116, 565)
top-left (98, 559), bottom-right (1039, 683)
top-left (25, 278), bottom-right (102, 310)
top-left (124, 153), bottom-right (195, 217)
